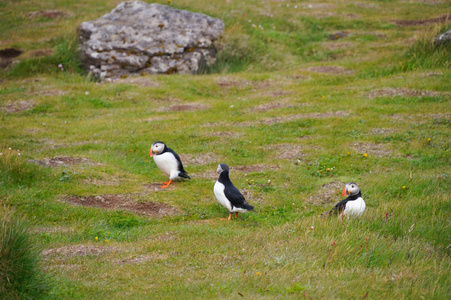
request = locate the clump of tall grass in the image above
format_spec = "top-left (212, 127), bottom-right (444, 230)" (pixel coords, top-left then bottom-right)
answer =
top-left (7, 36), bottom-right (83, 78)
top-left (0, 207), bottom-right (48, 299)
top-left (0, 148), bottom-right (46, 187)
top-left (206, 23), bottom-right (268, 73)
top-left (403, 24), bottom-right (451, 70)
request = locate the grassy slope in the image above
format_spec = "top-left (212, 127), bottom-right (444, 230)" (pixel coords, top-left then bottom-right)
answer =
top-left (1, 0), bottom-right (450, 299)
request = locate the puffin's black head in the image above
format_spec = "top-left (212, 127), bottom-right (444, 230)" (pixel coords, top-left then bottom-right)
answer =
top-left (216, 163), bottom-right (229, 174)
top-left (342, 182), bottom-right (360, 197)
top-left (149, 141), bottom-right (166, 157)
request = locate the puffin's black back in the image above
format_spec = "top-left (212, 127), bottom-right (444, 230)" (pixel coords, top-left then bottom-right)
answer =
top-left (154, 141), bottom-right (190, 179)
top-left (218, 170), bottom-right (253, 210)
top-left (331, 191), bottom-right (362, 214)
top-left (167, 147), bottom-right (190, 179)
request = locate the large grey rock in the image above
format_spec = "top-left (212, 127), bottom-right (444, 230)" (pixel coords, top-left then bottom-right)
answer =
top-left (78, 1), bottom-right (224, 79)
top-left (434, 29), bottom-right (451, 46)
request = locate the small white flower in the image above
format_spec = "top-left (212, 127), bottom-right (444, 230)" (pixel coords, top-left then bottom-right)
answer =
top-left (308, 4), bottom-right (312, 8)
top-left (18, 153), bottom-right (21, 156)
top-left (230, 105), bottom-right (234, 108)
top-left (9, 147), bottom-right (11, 150)
top-left (0, 153), bottom-right (3, 156)
top-left (294, 5), bottom-right (298, 8)
top-left (85, 91), bottom-right (89, 95)
top-left (311, 226), bottom-right (314, 229)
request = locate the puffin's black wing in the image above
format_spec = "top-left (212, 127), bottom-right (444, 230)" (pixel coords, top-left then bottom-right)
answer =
top-left (167, 147), bottom-right (190, 179)
top-left (224, 184), bottom-right (254, 210)
top-left (331, 198), bottom-right (349, 214)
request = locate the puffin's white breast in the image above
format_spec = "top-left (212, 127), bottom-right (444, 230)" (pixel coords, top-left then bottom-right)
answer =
top-left (214, 181), bottom-right (232, 212)
top-left (153, 152), bottom-right (179, 177)
top-left (343, 197), bottom-right (366, 218)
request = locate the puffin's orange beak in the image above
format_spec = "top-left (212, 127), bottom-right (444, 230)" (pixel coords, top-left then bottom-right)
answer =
top-left (149, 149), bottom-right (153, 157)
top-left (342, 186), bottom-right (348, 197)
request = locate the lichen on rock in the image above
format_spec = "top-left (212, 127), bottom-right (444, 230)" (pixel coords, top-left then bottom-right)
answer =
top-left (78, 1), bottom-right (224, 79)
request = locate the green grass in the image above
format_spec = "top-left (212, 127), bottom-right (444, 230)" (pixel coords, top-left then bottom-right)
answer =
top-left (1, 0), bottom-right (450, 299)
top-left (0, 207), bottom-right (48, 299)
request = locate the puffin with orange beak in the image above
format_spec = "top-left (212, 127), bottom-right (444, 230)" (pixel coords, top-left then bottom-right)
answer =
top-left (214, 163), bottom-right (254, 220)
top-left (149, 141), bottom-right (190, 188)
top-left (329, 182), bottom-right (365, 218)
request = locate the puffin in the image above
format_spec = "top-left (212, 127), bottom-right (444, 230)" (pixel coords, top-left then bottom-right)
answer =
top-left (214, 163), bottom-right (254, 220)
top-left (329, 182), bottom-right (365, 218)
top-left (149, 141), bottom-right (190, 188)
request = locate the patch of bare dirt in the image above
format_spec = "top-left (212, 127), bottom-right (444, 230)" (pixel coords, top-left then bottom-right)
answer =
top-left (385, 114), bottom-right (413, 121)
top-left (215, 78), bottom-right (271, 90)
top-left (156, 103), bottom-right (209, 112)
top-left (418, 72), bottom-right (443, 77)
top-left (403, 0), bottom-right (445, 4)
top-left (30, 156), bottom-right (98, 167)
top-left (370, 128), bottom-right (397, 135)
top-left (351, 142), bottom-right (393, 157)
top-left (31, 88), bottom-right (67, 97)
top-left (426, 113), bottom-right (451, 119)
top-left (303, 66), bottom-right (353, 75)
top-left (203, 131), bottom-right (241, 138)
top-left (266, 144), bottom-right (307, 160)
top-left (202, 111), bottom-right (350, 127)
top-left (251, 102), bottom-right (296, 112)
top-left (31, 139), bottom-right (100, 150)
top-left (2, 100), bottom-right (34, 113)
top-left (200, 122), bottom-right (224, 127)
top-left (303, 3), bottom-right (336, 9)
top-left (64, 194), bottom-right (179, 217)
top-left (33, 226), bottom-right (74, 234)
top-left (258, 111), bottom-right (350, 126)
top-left (115, 253), bottom-right (168, 264)
top-left (393, 14), bottom-right (451, 26)
top-left (142, 116), bottom-right (176, 122)
top-left (352, 2), bottom-right (379, 8)
top-left (263, 90), bottom-right (292, 98)
top-left (216, 79), bottom-right (251, 88)
top-left (30, 49), bottom-right (53, 57)
top-left (0, 48), bottom-right (22, 59)
top-left (367, 88), bottom-right (440, 99)
top-left (329, 31), bottom-right (349, 40)
top-left (321, 42), bottom-right (354, 51)
top-left (0, 48), bottom-right (23, 69)
top-left (147, 232), bottom-right (177, 242)
top-left (307, 181), bottom-right (345, 205)
top-left (83, 177), bottom-right (121, 186)
top-left (28, 10), bottom-right (72, 19)
top-left (182, 153), bottom-right (218, 166)
top-left (231, 164), bottom-right (278, 173)
top-left (44, 264), bottom-right (83, 272)
top-left (42, 244), bottom-right (120, 257)
top-left (291, 74), bottom-right (309, 80)
top-left (114, 76), bottom-right (159, 87)
top-left (191, 171), bottom-right (218, 180)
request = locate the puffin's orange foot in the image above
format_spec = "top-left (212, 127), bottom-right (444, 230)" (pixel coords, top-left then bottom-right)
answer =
top-left (234, 212), bottom-right (238, 218)
top-left (160, 180), bottom-right (173, 188)
top-left (221, 213), bottom-right (232, 220)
